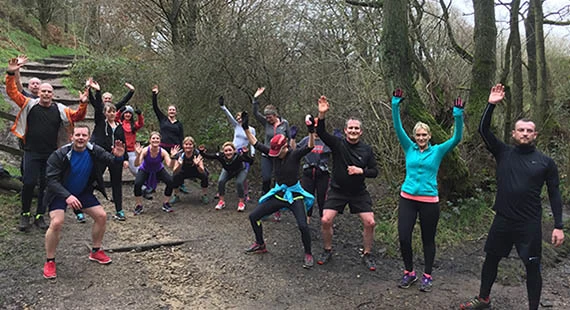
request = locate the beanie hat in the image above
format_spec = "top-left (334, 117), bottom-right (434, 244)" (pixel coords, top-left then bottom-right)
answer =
top-left (268, 134), bottom-right (287, 157)
top-left (123, 105), bottom-right (134, 115)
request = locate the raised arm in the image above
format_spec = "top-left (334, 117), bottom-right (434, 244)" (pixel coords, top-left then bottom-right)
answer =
top-left (5, 58), bottom-right (29, 107)
top-left (479, 84), bottom-right (505, 154)
top-left (242, 111), bottom-right (269, 155)
top-left (436, 97), bottom-right (465, 155)
top-left (14, 55), bottom-right (28, 93)
top-left (219, 96), bottom-right (239, 127)
top-left (134, 143), bottom-right (145, 167)
top-left (252, 87), bottom-right (268, 125)
top-left (134, 109), bottom-right (145, 130)
top-left (152, 85), bottom-right (166, 122)
top-left (391, 89), bottom-right (414, 151)
top-left (315, 96), bottom-right (338, 149)
top-left (114, 83), bottom-right (135, 110)
top-left (67, 88), bottom-right (89, 122)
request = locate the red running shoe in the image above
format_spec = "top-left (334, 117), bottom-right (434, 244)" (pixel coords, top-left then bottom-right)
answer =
top-left (89, 250), bottom-right (112, 264)
top-left (43, 261), bottom-right (57, 279)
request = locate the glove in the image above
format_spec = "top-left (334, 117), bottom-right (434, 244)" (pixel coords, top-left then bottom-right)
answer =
top-left (135, 108), bottom-right (142, 115)
top-left (241, 111), bottom-right (249, 130)
top-left (453, 96), bottom-right (465, 109)
top-left (290, 126), bottom-right (298, 139)
top-left (305, 114), bottom-right (316, 133)
top-left (218, 96), bottom-right (224, 106)
top-left (333, 128), bottom-right (342, 138)
top-left (119, 106), bottom-right (126, 113)
top-left (392, 88), bottom-right (404, 105)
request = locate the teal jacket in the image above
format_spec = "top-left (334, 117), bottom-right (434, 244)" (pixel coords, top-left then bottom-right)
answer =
top-left (392, 98), bottom-right (463, 197)
top-left (259, 181), bottom-right (315, 212)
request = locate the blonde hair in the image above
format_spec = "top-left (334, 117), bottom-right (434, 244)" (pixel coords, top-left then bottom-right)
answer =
top-left (413, 122), bottom-right (431, 135)
top-left (222, 141), bottom-right (236, 151)
top-left (102, 92), bottom-right (113, 100)
top-left (183, 136), bottom-right (195, 146)
top-left (104, 102), bottom-right (116, 113)
top-left (149, 131), bottom-right (161, 140)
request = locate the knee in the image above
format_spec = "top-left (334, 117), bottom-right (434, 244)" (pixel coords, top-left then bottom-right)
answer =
top-left (91, 210), bottom-right (107, 224)
top-left (49, 217), bottom-right (64, 232)
top-left (321, 216), bottom-right (333, 228)
top-left (363, 218), bottom-right (376, 230)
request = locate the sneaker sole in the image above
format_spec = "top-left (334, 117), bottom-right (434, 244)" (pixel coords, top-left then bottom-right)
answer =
top-left (398, 278), bottom-right (418, 289)
top-left (419, 286), bottom-right (432, 292)
top-left (245, 249), bottom-right (268, 254)
top-left (43, 273), bottom-right (57, 279)
top-left (89, 257), bottom-right (112, 265)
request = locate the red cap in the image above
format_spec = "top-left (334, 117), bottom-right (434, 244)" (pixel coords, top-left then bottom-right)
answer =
top-left (268, 134), bottom-right (287, 157)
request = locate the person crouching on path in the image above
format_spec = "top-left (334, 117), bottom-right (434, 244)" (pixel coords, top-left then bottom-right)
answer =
top-left (166, 136), bottom-right (210, 205)
top-left (117, 105), bottom-right (144, 177)
top-left (43, 125), bottom-right (125, 279)
top-left (133, 132), bottom-right (176, 214)
top-left (391, 88), bottom-right (464, 292)
top-left (242, 111), bottom-right (316, 269)
top-left (198, 142), bottom-right (254, 211)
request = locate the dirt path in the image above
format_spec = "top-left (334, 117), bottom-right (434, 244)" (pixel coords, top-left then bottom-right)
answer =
top-left (1, 182), bottom-right (570, 309)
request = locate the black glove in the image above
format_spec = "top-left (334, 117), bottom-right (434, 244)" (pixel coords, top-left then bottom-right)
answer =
top-left (290, 126), bottom-right (298, 139)
top-left (453, 96), bottom-right (465, 109)
top-left (135, 108), bottom-right (142, 115)
top-left (305, 114), bottom-right (315, 133)
top-left (392, 88), bottom-right (404, 105)
top-left (218, 96), bottom-right (224, 106)
top-left (119, 106), bottom-right (126, 113)
top-left (241, 111), bottom-right (249, 130)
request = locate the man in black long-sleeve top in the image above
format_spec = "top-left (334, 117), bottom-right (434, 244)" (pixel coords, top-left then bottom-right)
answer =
top-left (315, 96), bottom-right (378, 272)
top-left (460, 84), bottom-right (564, 310)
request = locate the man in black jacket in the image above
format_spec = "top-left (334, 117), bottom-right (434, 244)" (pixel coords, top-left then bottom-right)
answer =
top-left (459, 84), bottom-right (564, 310)
top-left (43, 125), bottom-right (125, 280)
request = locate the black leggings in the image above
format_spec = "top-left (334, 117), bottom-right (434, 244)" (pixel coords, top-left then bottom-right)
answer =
top-left (21, 151), bottom-right (49, 215)
top-left (479, 253), bottom-right (542, 309)
top-left (301, 168), bottom-right (330, 218)
top-left (134, 168), bottom-right (173, 197)
top-left (398, 196), bottom-right (440, 275)
top-left (249, 197), bottom-right (311, 254)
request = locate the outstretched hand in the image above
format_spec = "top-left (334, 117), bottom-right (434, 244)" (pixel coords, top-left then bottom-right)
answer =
top-left (241, 111), bottom-right (249, 130)
top-left (254, 87), bottom-right (265, 99)
top-left (170, 145), bottom-right (180, 158)
top-left (17, 55), bottom-right (28, 65)
top-left (218, 96), bottom-right (224, 106)
top-left (7, 58), bottom-right (24, 72)
top-left (112, 140), bottom-right (125, 157)
top-left (488, 84), bottom-right (505, 104)
top-left (305, 114), bottom-right (316, 133)
top-left (318, 96), bottom-right (329, 114)
top-left (79, 89), bottom-right (89, 103)
top-left (290, 126), bottom-right (298, 139)
top-left (134, 142), bottom-right (143, 154)
top-left (125, 82), bottom-right (135, 91)
top-left (392, 88), bottom-right (404, 104)
top-left (453, 96), bottom-right (465, 109)
top-left (152, 85), bottom-right (159, 94)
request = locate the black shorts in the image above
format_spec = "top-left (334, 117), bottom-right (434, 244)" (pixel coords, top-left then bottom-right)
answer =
top-left (49, 191), bottom-right (100, 212)
top-left (323, 188), bottom-right (373, 214)
top-left (484, 215), bottom-right (542, 262)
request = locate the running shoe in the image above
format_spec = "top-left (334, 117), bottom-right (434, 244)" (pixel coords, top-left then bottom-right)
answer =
top-left (89, 250), bottom-right (112, 264)
top-left (419, 274), bottom-right (432, 292)
top-left (34, 214), bottom-right (48, 230)
top-left (43, 261), bottom-right (56, 279)
top-left (76, 212), bottom-right (86, 223)
top-left (245, 242), bottom-right (267, 254)
top-left (179, 184), bottom-right (190, 194)
top-left (162, 202), bottom-right (174, 213)
top-left (398, 271), bottom-right (418, 289)
top-left (317, 249), bottom-right (333, 265)
top-left (459, 296), bottom-right (491, 309)
top-left (113, 210), bottom-right (126, 221)
top-left (362, 252), bottom-right (376, 271)
top-left (201, 194), bottom-right (210, 204)
top-left (215, 200), bottom-right (225, 210)
top-left (214, 193), bottom-right (220, 199)
top-left (273, 211), bottom-right (281, 222)
top-left (237, 202), bottom-right (246, 212)
top-left (303, 254), bottom-right (314, 269)
top-left (18, 213), bottom-right (31, 231)
top-left (133, 205), bottom-right (144, 215)
top-left (169, 195), bottom-right (180, 204)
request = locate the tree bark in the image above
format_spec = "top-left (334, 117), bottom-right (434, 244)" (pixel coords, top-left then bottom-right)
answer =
top-left (532, 0), bottom-right (548, 129)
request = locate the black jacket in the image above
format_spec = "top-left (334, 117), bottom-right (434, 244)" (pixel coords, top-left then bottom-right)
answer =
top-left (43, 143), bottom-right (117, 206)
top-left (89, 89), bottom-right (127, 153)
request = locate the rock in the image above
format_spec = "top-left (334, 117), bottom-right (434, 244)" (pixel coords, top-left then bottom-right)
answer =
top-left (540, 299), bottom-right (554, 307)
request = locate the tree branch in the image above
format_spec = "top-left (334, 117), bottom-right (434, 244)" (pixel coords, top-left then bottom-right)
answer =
top-left (543, 19), bottom-right (570, 25)
top-left (345, 0), bottom-right (383, 8)
top-left (439, 0), bottom-right (473, 63)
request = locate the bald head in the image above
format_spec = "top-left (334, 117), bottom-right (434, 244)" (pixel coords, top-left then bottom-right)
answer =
top-left (38, 83), bottom-right (54, 106)
top-left (28, 77), bottom-right (41, 95)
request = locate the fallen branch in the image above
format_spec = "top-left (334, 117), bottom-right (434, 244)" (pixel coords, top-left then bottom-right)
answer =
top-left (84, 239), bottom-right (204, 253)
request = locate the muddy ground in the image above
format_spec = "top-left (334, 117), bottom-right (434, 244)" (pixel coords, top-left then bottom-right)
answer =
top-left (1, 181), bottom-right (569, 310)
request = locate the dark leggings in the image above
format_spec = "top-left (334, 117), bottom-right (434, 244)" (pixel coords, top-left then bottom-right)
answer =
top-left (134, 168), bottom-right (173, 197)
top-left (165, 168), bottom-right (209, 195)
top-left (479, 253), bottom-right (542, 309)
top-left (21, 151), bottom-right (48, 215)
top-left (398, 196), bottom-right (440, 275)
top-left (249, 197), bottom-right (311, 254)
top-left (261, 156), bottom-right (273, 194)
top-left (301, 168), bottom-right (330, 218)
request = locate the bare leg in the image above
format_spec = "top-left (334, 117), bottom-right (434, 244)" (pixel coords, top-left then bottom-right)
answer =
top-left (321, 209), bottom-right (338, 250)
top-left (45, 210), bottom-right (65, 258)
top-left (83, 206), bottom-right (107, 248)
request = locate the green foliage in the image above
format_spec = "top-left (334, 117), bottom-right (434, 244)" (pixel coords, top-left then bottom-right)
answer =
top-left (0, 193), bottom-right (20, 238)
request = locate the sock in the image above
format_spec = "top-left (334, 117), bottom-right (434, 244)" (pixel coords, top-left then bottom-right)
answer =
top-left (404, 270), bottom-right (416, 277)
top-left (92, 247), bottom-right (100, 253)
top-left (46, 258), bottom-right (55, 262)
top-left (423, 273), bottom-right (432, 279)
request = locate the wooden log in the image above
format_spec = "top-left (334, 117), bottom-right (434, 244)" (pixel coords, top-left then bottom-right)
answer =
top-left (0, 177), bottom-right (22, 192)
top-left (84, 239), bottom-right (204, 253)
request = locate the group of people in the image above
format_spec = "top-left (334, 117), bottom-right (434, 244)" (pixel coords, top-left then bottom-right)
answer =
top-left (5, 56), bottom-right (565, 310)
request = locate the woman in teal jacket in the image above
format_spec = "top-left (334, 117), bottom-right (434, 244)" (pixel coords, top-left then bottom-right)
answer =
top-left (391, 88), bottom-right (464, 292)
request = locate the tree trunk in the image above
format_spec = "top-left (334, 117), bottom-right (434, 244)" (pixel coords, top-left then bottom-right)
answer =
top-left (524, 1), bottom-right (537, 109)
top-left (381, 0), bottom-right (469, 198)
top-left (532, 0), bottom-right (548, 129)
top-left (504, 0), bottom-right (524, 140)
top-left (468, 0), bottom-right (496, 134)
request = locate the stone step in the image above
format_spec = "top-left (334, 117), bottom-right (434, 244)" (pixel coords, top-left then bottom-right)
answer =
top-left (42, 57), bottom-right (74, 65)
top-left (20, 76), bottom-right (68, 89)
top-left (23, 61), bottom-right (69, 72)
top-left (19, 69), bottom-right (69, 80)
top-left (49, 55), bottom-right (77, 60)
